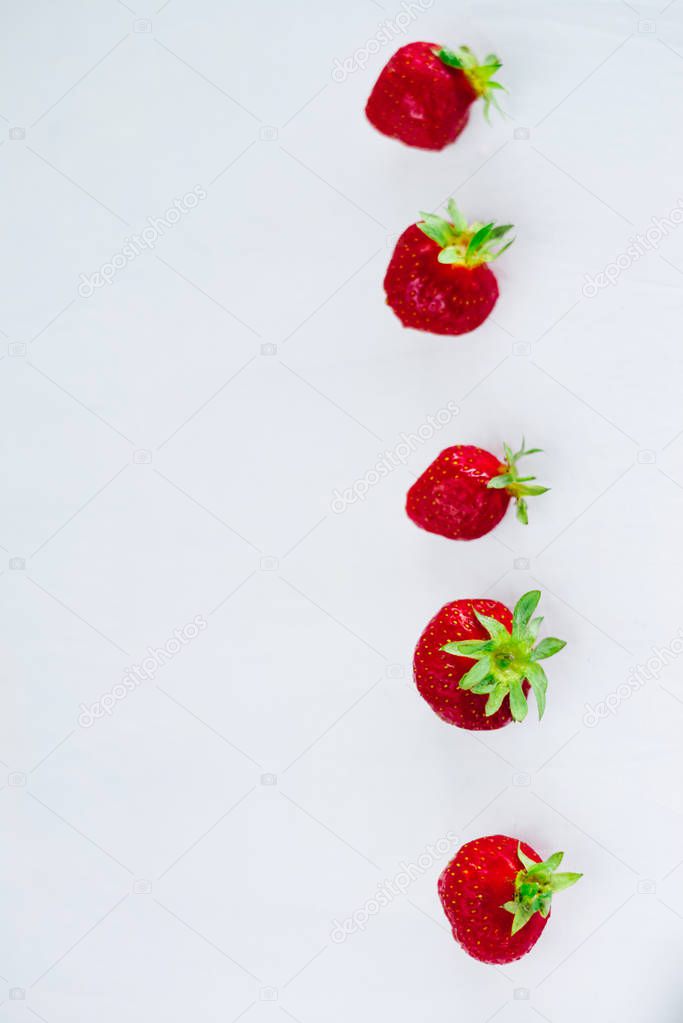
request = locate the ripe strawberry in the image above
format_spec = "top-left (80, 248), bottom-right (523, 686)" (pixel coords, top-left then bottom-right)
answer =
top-left (439, 835), bottom-right (582, 963)
top-left (414, 590), bottom-right (566, 730)
top-left (407, 440), bottom-right (547, 541)
top-left (365, 43), bottom-right (505, 150)
top-left (384, 201), bottom-right (513, 335)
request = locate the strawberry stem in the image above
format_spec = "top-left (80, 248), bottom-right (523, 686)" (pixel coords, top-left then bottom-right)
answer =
top-left (487, 439), bottom-right (549, 525)
top-left (502, 845), bottom-right (582, 934)
top-left (440, 591), bottom-right (566, 722)
top-left (435, 45), bottom-right (507, 121)
top-left (416, 200), bottom-right (514, 268)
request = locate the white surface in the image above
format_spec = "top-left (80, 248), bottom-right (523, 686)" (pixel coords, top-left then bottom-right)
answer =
top-left (2, 1), bottom-right (683, 1020)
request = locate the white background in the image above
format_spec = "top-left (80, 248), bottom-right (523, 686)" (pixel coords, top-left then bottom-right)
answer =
top-left (2, 0), bottom-right (683, 1020)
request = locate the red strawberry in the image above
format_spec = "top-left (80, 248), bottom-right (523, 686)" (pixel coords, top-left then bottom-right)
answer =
top-left (439, 835), bottom-right (582, 963)
top-left (414, 590), bottom-right (566, 730)
top-left (365, 43), bottom-right (505, 150)
top-left (406, 440), bottom-right (547, 540)
top-left (384, 201), bottom-right (513, 335)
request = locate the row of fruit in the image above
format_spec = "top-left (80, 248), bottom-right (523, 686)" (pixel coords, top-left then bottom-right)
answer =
top-left (363, 41), bottom-right (581, 964)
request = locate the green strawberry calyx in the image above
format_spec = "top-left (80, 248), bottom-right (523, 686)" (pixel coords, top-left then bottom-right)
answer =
top-left (502, 845), bottom-right (582, 934)
top-left (435, 45), bottom-right (506, 120)
top-left (487, 439), bottom-right (549, 525)
top-left (440, 590), bottom-right (566, 722)
top-left (416, 200), bottom-right (514, 268)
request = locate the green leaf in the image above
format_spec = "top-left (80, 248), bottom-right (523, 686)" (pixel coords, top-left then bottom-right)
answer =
top-left (525, 662), bottom-right (548, 720)
top-left (441, 639), bottom-right (492, 658)
top-left (550, 872), bottom-right (582, 892)
top-left (417, 212), bottom-right (453, 247)
top-left (437, 246), bottom-right (464, 264)
top-left (532, 637), bottom-right (566, 661)
top-left (458, 657), bottom-right (493, 690)
top-left (501, 900), bottom-right (517, 914)
top-left (513, 443), bottom-right (543, 458)
top-left (488, 223), bottom-right (513, 240)
top-left (418, 223), bottom-right (446, 246)
top-left (484, 683), bottom-right (509, 716)
top-left (510, 904), bottom-right (533, 935)
top-left (489, 238), bottom-right (515, 260)
top-left (471, 678), bottom-right (496, 694)
top-left (516, 497), bottom-right (529, 525)
top-left (543, 852), bottom-right (564, 872)
top-left (527, 616), bottom-right (543, 642)
top-left (508, 679), bottom-right (528, 722)
top-left (483, 91), bottom-right (505, 122)
top-left (473, 611), bottom-right (510, 641)
top-left (518, 484), bottom-right (550, 496)
top-left (486, 473), bottom-right (513, 490)
top-left (517, 845), bottom-right (537, 871)
top-left (466, 222), bottom-right (494, 260)
top-left (447, 198), bottom-right (467, 232)
top-left (437, 47), bottom-right (464, 69)
top-left (513, 590), bottom-right (541, 635)
top-left (419, 211), bottom-right (452, 231)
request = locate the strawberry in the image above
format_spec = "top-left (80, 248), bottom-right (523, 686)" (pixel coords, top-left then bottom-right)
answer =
top-left (406, 440), bottom-right (547, 540)
top-left (384, 201), bottom-right (513, 335)
top-left (413, 590), bottom-right (566, 730)
top-left (365, 43), bottom-right (505, 150)
top-left (439, 835), bottom-right (582, 963)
